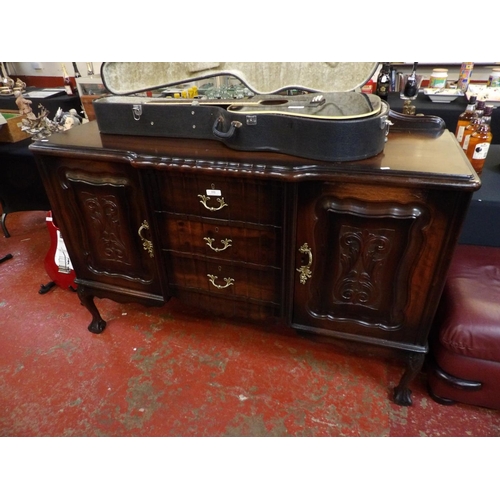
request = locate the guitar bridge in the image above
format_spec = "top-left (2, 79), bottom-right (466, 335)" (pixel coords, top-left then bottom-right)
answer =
top-left (310, 94), bottom-right (325, 105)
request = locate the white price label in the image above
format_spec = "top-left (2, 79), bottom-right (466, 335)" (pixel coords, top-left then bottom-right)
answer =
top-left (472, 142), bottom-right (490, 160)
top-left (206, 189), bottom-right (222, 196)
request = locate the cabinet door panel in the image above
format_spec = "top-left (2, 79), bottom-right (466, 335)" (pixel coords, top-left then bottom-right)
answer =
top-left (43, 157), bottom-right (162, 295)
top-left (293, 182), bottom-right (431, 342)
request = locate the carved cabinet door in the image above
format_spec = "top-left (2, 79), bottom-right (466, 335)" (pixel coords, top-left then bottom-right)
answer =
top-left (39, 155), bottom-right (163, 299)
top-left (292, 181), bottom-right (437, 347)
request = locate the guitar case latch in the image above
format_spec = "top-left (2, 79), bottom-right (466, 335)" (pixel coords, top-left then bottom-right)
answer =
top-left (132, 104), bottom-right (142, 121)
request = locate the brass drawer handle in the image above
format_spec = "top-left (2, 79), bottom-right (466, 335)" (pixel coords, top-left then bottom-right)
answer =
top-left (296, 242), bottom-right (312, 284)
top-left (138, 220), bottom-right (154, 258)
top-left (204, 236), bottom-right (232, 252)
top-left (198, 194), bottom-right (228, 212)
top-left (207, 274), bottom-right (235, 289)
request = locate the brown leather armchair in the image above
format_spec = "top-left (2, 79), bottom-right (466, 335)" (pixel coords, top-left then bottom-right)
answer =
top-left (427, 244), bottom-right (500, 410)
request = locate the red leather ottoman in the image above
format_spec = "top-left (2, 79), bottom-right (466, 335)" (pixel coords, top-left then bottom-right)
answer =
top-left (427, 244), bottom-right (500, 410)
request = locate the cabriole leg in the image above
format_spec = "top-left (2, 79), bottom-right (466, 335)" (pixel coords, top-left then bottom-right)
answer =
top-left (77, 286), bottom-right (107, 333)
top-left (393, 352), bottom-right (425, 406)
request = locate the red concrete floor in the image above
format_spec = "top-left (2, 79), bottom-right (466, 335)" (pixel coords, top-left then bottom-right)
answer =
top-left (1, 210), bottom-right (500, 437)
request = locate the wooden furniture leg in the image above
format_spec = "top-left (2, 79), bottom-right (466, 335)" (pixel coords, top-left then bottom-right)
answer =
top-left (393, 351), bottom-right (425, 406)
top-left (77, 286), bottom-right (107, 334)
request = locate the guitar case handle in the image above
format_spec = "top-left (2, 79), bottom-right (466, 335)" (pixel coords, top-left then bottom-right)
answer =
top-left (212, 116), bottom-right (242, 139)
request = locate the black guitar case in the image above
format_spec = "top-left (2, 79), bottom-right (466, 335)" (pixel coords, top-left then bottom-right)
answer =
top-left (93, 63), bottom-right (443, 162)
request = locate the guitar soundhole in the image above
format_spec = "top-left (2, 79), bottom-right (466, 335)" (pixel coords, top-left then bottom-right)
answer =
top-left (230, 99), bottom-right (289, 111)
top-left (259, 99), bottom-right (288, 106)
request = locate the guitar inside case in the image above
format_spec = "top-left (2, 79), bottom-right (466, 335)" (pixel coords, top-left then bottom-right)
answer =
top-left (94, 62), bottom-right (393, 162)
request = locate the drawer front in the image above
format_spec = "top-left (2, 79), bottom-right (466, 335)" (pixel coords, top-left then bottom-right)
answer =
top-left (156, 214), bottom-right (282, 267)
top-left (154, 172), bottom-right (283, 225)
top-left (164, 253), bottom-right (281, 304)
top-left (171, 288), bottom-right (281, 321)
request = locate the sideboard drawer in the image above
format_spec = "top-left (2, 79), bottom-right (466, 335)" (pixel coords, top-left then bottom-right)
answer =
top-left (164, 253), bottom-right (282, 304)
top-left (156, 214), bottom-right (282, 267)
top-left (154, 172), bottom-right (284, 225)
top-left (171, 288), bottom-right (281, 321)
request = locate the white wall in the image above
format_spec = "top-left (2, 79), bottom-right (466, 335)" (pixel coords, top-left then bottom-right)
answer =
top-left (6, 62), bottom-right (103, 77)
top-left (6, 62), bottom-right (497, 82)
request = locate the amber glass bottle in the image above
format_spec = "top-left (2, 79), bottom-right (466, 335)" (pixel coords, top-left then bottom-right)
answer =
top-left (461, 100), bottom-right (485, 150)
top-left (455, 95), bottom-right (477, 143)
top-left (466, 105), bottom-right (493, 175)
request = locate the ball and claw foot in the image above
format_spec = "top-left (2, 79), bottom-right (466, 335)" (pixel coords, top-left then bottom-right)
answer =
top-left (393, 386), bottom-right (413, 406)
top-left (78, 288), bottom-right (107, 334)
top-left (88, 318), bottom-right (107, 334)
top-left (393, 351), bottom-right (425, 406)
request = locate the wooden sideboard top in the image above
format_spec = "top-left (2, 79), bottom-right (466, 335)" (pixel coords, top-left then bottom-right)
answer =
top-left (30, 120), bottom-right (481, 190)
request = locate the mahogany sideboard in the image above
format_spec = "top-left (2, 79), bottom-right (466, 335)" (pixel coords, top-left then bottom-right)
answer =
top-left (30, 120), bottom-right (480, 405)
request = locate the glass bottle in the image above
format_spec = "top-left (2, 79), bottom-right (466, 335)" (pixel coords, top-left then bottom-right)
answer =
top-left (461, 99), bottom-right (485, 151)
top-left (72, 62), bottom-right (81, 79)
top-left (376, 63), bottom-right (391, 101)
top-left (455, 95), bottom-right (477, 143)
top-left (403, 62), bottom-right (419, 98)
top-left (466, 105), bottom-right (493, 175)
top-left (61, 63), bottom-right (73, 95)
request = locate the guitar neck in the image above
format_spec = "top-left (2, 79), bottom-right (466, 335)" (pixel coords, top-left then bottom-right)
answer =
top-left (144, 92), bottom-right (380, 121)
top-left (146, 97), bottom-right (279, 107)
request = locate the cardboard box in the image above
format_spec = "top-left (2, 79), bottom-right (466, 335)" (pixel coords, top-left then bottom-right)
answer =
top-left (0, 110), bottom-right (30, 142)
top-left (80, 95), bottom-right (107, 121)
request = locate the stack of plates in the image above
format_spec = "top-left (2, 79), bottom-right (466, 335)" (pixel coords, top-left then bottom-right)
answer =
top-left (424, 88), bottom-right (463, 103)
top-left (466, 84), bottom-right (500, 107)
